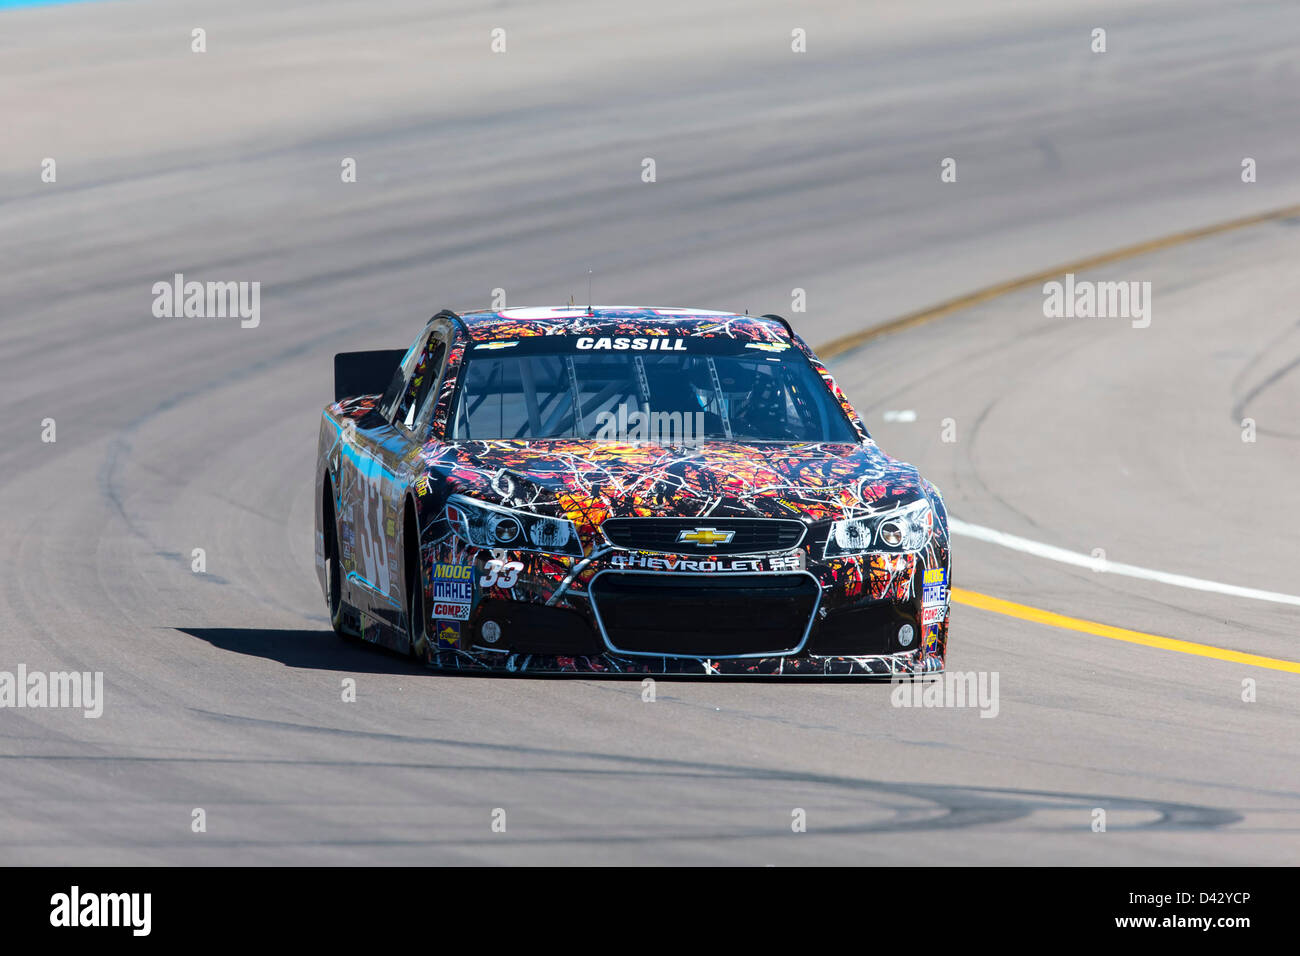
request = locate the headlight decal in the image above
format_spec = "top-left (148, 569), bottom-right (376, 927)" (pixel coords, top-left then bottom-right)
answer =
top-left (824, 498), bottom-right (933, 557)
top-left (445, 494), bottom-right (584, 557)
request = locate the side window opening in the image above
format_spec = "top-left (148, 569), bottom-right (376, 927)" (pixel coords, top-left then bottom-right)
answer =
top-left (379, 333), bottom-right (428, 423)
top-left (404, 340), bottom-right (448, 431)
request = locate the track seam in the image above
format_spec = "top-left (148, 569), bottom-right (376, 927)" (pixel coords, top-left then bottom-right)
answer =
top-left (816, 202), bottom-right (1300, 359)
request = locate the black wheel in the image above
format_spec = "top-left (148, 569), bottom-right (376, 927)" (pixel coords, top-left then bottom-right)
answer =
top-left (404, 533), bottom-right (429, 663)
top-left (406, 565), bottom-right (426, 662)
top-left (323, 482), bottom-right (356, 641)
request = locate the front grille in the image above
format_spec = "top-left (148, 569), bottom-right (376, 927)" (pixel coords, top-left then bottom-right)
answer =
top-left (589, 572), bottom-right (819, 657)
top-left (600, 517), bottom-right (806, 555)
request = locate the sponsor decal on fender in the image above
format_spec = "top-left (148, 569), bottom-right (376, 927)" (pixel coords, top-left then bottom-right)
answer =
top-left (435, 621), bottom-right (461, 648)
top-left (922, 566), bottom-right (948, 607)
top-left (432, 602), bottom-right (472, 620)
top-left (432, 561), bottom-right (474, 619)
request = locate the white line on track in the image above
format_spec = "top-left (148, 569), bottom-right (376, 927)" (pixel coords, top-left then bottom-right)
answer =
top-left (948, 518), bottom-right (1300, 608)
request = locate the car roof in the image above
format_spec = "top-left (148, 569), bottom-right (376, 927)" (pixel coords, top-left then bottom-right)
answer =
top-left (452, 306), bottom-right (793, 344)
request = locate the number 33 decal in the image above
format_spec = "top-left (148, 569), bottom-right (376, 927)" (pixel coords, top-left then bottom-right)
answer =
top-left (482, 559), bottom-right (523, 589)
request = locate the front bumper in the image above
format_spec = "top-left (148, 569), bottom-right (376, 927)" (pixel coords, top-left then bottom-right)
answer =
top-left (421, 538), bottom-right (950, 676)
top-left (426, 644), bottom-right (936, 677)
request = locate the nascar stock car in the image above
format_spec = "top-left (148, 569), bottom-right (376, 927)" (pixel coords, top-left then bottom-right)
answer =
top-left (315, 306), bottom-right (951, 676)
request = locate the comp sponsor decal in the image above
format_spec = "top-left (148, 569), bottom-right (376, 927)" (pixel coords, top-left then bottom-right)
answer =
top-left (432, 603), bottom-right (471, 620)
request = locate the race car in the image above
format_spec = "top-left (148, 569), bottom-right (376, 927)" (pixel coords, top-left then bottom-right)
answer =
top-left (315, 306), bottom-right (951, 676)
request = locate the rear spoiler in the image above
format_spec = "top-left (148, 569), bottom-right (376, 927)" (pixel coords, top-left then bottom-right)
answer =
top-left (333, 349), bottom-right (406, 403)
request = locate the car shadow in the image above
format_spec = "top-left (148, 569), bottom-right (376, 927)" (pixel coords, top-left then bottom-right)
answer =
top-left (175, 627), bottom-right (425, 675)
top-left (174, 627), bottom-right (908, 682)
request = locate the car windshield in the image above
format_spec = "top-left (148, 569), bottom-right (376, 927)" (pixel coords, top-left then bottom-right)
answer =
top-left (449, 338), bottom-right (858, 443)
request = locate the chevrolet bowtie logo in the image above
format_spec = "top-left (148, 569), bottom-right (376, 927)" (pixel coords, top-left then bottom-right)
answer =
top-left (677, 527), bottom-right (735, 547)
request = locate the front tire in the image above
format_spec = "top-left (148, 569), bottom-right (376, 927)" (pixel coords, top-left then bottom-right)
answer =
top-left (323, 481), bottom-right (356, 641)
top-left (404, 519), bottom-right (429, 663)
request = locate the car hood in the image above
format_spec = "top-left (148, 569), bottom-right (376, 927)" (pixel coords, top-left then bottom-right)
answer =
top-left (419, 439), bottom-right (926, 526)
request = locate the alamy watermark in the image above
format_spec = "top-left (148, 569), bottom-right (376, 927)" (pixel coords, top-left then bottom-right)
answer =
top-left (152, 273), bottom-right (260, 328)
top-left (50, 886), bottom-right (150, 936)
top-left (594, 403), bottom-right (707, 446)
top-left (1043, 273), bottom-right (1151, 328)
top-left (0, 666), bottom-right (103, 718)
top-left (891, 671), bottom-right (999, 718)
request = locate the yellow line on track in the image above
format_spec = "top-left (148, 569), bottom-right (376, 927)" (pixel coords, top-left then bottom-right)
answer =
top-left (814, 202), bottom-right (1300, 670)
top-left (816, 202), bottom-right (1300, 359)
top-left (951, 587), bottom-right (1300, 674)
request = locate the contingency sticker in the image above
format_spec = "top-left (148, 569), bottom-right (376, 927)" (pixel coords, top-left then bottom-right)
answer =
top-left (435, 621), bottom-right (461, 649)
top-left (432, 561), bottom-right (474, 621)
top-left (922, 567), bottom-right (948, 607)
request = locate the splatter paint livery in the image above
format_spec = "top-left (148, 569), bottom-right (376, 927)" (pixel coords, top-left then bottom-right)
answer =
top-left (315, 307), bottom-right (951, 676)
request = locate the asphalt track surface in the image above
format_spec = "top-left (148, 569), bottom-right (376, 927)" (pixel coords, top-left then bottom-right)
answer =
top-left (2, 0), bottom-right (1299, 864)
